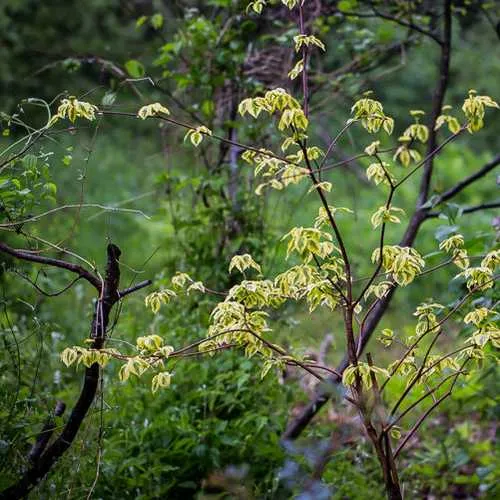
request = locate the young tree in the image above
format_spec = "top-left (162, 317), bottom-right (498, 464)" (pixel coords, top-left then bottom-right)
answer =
top-left (1, 0), bottom-right (499, 498)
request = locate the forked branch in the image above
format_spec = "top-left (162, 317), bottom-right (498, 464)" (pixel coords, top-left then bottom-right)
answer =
top-left (0, 244), bottom-right (151, 499)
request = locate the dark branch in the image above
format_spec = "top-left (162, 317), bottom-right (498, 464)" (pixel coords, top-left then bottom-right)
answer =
top-left (368, 3), bottom-right (443, 45)
top-left (118, 279), bottom-right (152, 299)
top-left (11, 270), bottom-right (83, 297)
top-left (333, 6), bottom-right (441, 44)
top-left (0, 244), bottom-right (128, 499)
top-left (417, 0), bottom-right (452, 207)
top-left (461, 201), bottom-right (500, 215)
top-left (28, 401), bottom-right (66, 463)
top-left (427, 200), bottom-right (500, 218)
top-left (0, 241), bottom-right (101, 291)
top-left (393, 358), bottom-right (469, 459)
top-left (426, 154), bottom-right (500, 209)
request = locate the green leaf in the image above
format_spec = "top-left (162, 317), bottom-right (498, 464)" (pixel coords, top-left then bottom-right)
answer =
top-left (201, 100), bottom-right (215, 117)
top-left (102, 91), bottom-right (117, 107)
top-left (338, 0), bottom-right (357, 10)
top-left (125, 59), bottom-right (145, 78)
top-left (43, 182), bottom-right (57, 196)
top-left (151, 13), bottom-right (164, 29)
top-left (23, 154), bottom-right (37, 170)
top-left (136, 15), bottom-right (148, 28)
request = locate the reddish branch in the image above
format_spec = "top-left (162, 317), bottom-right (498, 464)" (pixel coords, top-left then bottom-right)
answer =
top-left (283, 0), bottom-right (454, 441)
top-left (393, 358), bottom-right (470, 459)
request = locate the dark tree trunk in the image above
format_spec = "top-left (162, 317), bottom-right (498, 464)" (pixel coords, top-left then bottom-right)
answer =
top-left (0, 244), bottom-right (125, 499)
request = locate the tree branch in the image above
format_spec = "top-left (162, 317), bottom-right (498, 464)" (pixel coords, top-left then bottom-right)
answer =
top-left (0, 244), bottom-right (141, 499)
top-left (118, 279), bottom-right (153, 299)
top-left (417, 0), bottom-right (452, 207)
top-left (334, 5), bottom-right (442, 45)
top-left (0, 241), bottom-right (101, 290)
top-left (427, 200), bottom-right (500, 218)
top-left (368, 3), bottom-right (443, 46)
top-left (425, 153), bottom-right (500, 209)
top-left (393, 358), bottom-right (469, 459)
top-left (28, 401), bottom-right (66, 463)
top-left (283, 0), bottom-right (454, 440)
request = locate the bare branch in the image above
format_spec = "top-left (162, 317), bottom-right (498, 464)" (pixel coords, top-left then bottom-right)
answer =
top-left (10, 270), bottom-right (83, 297)
top-left (0, 241), bottom-right (101, 290)
top-left (0, 203), bottom-right (151, 228)
top-left (333, 6), bottom-right (442, 45)
top-left (427, 200), bottom-right (500, 218)
top-left (100, 110), bottom-right (293, 167)
top-left (368, 3), bottom-right (443, 46)
top-left (118, 279), bottom-right (153, 299)
top-left (416, 0), bottom-right (452, 207)
top-left (28, 401), bottom-right (66, 463)
top-left (430, 154), bottom-right (500, 207)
